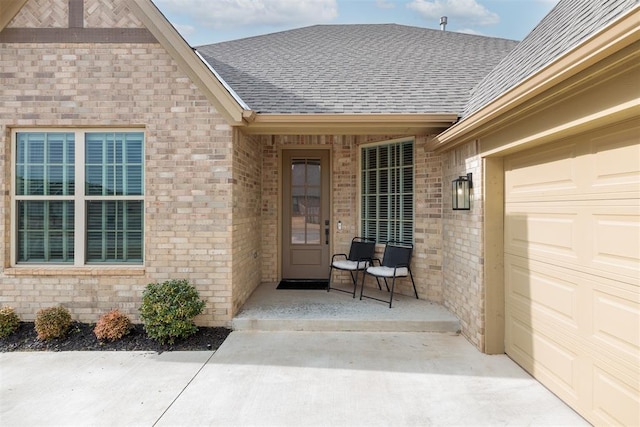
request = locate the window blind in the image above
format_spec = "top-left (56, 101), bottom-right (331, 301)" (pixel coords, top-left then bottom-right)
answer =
top-left (14, 130), bottom-right (144, 264)
top-left (361, 140), bottom-right (414, 243)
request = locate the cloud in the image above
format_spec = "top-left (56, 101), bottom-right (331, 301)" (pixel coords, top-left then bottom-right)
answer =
top-left (456, 27), bottom-right (484, 36)
top-left (406, 0), bottom-right (499, 26)
top-left (376, 0), bottom-right (396, 9)
top-left (172, 23), bottom-right (196, 35)
top-left (155, 0), bottom-right (338, 29)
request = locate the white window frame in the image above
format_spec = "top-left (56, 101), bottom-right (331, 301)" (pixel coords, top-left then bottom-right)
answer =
top-left (358, 137), bottom-right (415, 244)
top-left (10, 128), bottom-right (145, 267)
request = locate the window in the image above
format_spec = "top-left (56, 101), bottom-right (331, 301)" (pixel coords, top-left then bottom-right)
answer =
top-left (361, 139), bottom-right (413, 243)
top-left (14, 130), bottom-right (144, 265)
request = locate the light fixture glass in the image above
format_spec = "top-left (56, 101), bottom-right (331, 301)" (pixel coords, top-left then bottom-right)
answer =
top-left (452, 173), bottom-right (472, 210)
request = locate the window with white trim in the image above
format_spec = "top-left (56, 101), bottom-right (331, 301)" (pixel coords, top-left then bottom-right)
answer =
top-left (361, 139), bottom-right (414, 243)
top-left (14, 130), bottom-right (144, 265)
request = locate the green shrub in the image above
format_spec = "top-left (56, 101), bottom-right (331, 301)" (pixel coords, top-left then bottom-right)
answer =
top-left (34, 306), bottom-right (72, 340)
top-left (0, 306), bottom-right (21, 339)
top-left (94, 309), bottom-right (132, 341)
top-left (139, 279), bottom-right (205, 344)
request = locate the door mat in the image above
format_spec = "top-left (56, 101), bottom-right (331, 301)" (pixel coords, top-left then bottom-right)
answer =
top-left (277, 279), bottom-right (329, 290)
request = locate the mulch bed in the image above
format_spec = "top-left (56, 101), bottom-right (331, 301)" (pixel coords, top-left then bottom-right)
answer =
top-left (0, 322), bottom-right (231, 353)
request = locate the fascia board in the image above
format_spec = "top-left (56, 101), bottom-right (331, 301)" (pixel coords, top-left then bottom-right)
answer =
top-left (242, 113), bottom-right (459, 135)
top-left (428, 5), bottom-right (640, 153)
top-left (0, 0), bottom-right (29, 30)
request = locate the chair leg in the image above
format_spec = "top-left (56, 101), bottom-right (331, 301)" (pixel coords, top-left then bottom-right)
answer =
top-left (389, 277), bottom-right (396, 308)
top-left (360, 271), bottom-right (398, 307)
top-left (349, 270), bottom-right (359, 298)
top-left (408, 268), bottom-right (418, 299)
top-left (359, 271), bottom-right (367, 300)
top-left (327, 265), bottom-right (334, 292)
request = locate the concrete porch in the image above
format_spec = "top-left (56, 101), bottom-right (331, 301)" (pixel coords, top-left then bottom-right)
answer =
top-left (232, 282), bottom-right (461, 333)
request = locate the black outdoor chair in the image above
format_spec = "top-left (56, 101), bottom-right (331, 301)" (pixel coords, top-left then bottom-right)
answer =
top-left (359, 241), bottom-right (418, 308)
top-left (327, 237), bottom-right (377, 297)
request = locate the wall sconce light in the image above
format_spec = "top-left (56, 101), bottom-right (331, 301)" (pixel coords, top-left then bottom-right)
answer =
top-left (452, 173), bottom-right (473, 210)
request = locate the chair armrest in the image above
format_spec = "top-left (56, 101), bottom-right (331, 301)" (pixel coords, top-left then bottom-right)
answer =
top-left (331, 253), bottom-right (348, 262)
top-left (392, 264), bottom-right (412, 275)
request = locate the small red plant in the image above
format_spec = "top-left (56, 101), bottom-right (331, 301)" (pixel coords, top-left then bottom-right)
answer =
top-left (94, 309), bottom-right (132, 342)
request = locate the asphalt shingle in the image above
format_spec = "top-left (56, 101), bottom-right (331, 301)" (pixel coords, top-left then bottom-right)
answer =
top-left (462, 0), bottom-right (638, 118)
top-left (197, 24), bottom-right (518, 115)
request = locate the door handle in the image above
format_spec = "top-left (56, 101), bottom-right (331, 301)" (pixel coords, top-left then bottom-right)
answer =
top-left (324, 220), bottom-right (330, 244)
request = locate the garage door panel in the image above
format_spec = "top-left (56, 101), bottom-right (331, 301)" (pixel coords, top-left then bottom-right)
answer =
top-left (507, 314), bottom-right (580, 399)
top-left (508, 302), bottom-right (639, 426)
top-left (593, 287), bottom-right (640, 365)
top-left (506, 122), bottom-right (640, 202)
top-left (506, 255), bottom-right (579, 329)
top-left (507, 302), bottom-right (639, 423)
top-left (505, 210), bottom-right (579, 262)
top-left (592, 363), bottom-right (640, 427)
top-left (505, 143), bottom-right (580, 199)
top-left (589, 125), bottom-right (640, 193)
top-left (507, 254), bottom-right (639, 366)
top-left (506, 204), bottom-right (639, 281)
top-left (591, 210), bottom-right (640, 278)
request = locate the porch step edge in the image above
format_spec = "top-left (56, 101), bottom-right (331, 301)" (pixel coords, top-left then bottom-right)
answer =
top-left (231, 318), bottom-right (460, 333)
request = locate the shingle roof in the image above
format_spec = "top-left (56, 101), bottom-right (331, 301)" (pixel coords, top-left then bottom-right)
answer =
top-left (462, 0), bottom-right (638, 118)
top-left (197, 24), bottom-right (517, 115)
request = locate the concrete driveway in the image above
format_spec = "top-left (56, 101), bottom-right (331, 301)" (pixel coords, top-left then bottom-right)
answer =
top-left (1, 331), bottom-right (588, 426)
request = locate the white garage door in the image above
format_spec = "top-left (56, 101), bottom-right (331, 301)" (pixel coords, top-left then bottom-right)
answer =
top-left (504, 120), bottom-right (639, 425)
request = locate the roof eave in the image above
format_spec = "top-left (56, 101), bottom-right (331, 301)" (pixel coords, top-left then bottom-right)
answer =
top-left (128, 0), bottom-right (249, 126)
top-left (241, 113), bottom-right (459, 135)
top-left (427, 4), bottom-right (640, 153)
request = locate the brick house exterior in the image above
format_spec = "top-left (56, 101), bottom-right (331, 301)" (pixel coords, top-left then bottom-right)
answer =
top-left (0, 0), bottom-right (241, 325)
top-left (1, 0), bottom-right (463, 332)
top-left (2, 0), bottom-right (638, 422)
top-left (2, 0), bottom-right (639, 397)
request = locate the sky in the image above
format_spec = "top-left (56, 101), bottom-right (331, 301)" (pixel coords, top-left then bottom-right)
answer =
top-left (154, 0), bottom-right (561, 47)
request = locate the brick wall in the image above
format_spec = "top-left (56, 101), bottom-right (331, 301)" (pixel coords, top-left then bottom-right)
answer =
top-left (0, 43), bottom-right (235, 326)
top-left (9, 0), bottom-right (143, 28)
top-left (9, 0), bottom-right (69, 27)
top-left (231, 129), bottom-right (263, 313)
top-left (442, 140), bottom-right (484, 348)
top-left (413, 135), bottom-right (443, 301)
top-left (259, 135), bottom-right (278, 282)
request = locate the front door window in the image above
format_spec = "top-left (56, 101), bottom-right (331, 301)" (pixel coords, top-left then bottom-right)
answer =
top-left (291, 159), bottom-right (321, 244)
